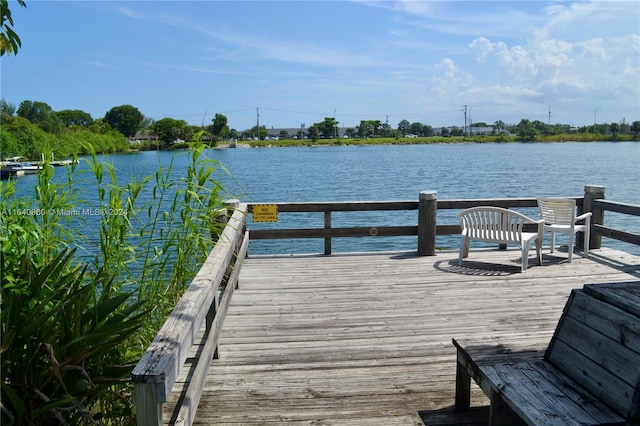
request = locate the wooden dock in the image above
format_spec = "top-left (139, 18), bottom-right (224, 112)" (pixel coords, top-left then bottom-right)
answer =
top-left (186, 247), bottom-right (640, 425)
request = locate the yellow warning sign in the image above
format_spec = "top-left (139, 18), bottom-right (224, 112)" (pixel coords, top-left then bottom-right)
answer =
top-left (253, 204), bottom-right (278, 222)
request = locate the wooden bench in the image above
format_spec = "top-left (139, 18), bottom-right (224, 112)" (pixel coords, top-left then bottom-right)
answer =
top-left (453, 282), bottom-right (640, 425)
top-left (458, 206), bottom-right (544, 272)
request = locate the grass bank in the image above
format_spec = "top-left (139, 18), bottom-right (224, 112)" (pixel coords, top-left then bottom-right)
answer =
top-left (241, 133), bottom-right (635, 148)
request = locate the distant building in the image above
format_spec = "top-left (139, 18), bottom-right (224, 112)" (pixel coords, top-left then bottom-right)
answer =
top-left (242, 127), bottom-right (355, 140)
top-left (468, 126), bottom-right (494, 136)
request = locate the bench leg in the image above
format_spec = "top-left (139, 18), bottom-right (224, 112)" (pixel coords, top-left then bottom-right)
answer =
top-left (455, 353), bottom-right (471, 410)
top-left (458, 235), bottom-right (470, 265)
top-left (488, 390), bottom-right (509, 426)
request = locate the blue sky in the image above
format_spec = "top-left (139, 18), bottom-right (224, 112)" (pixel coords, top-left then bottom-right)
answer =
top-left (2, 1), bottom-right (639, 131)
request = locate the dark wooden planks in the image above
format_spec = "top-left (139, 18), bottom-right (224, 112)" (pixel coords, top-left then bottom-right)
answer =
top-left (480, 360), bottom-right (625, 425)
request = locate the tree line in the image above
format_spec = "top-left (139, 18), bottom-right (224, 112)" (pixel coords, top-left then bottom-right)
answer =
top-left (244, 116), bottom-right (640, 142)
top-left (0, 99), bottom-right (242, 158)
top-left (2, 98), bottom-right (639, 160)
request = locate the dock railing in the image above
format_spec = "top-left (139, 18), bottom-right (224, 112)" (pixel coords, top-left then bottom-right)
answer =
top-left (248, 185), bottom-right (639, 254)
top-left (132, 202), bottom-right (248, 426)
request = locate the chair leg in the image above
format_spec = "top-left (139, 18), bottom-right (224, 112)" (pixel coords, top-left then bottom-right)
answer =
top-left (568, 232), bottom-right (574, 263)
top-left (521, 241), bottom-right (529, 272)
top-left (583, 226), bottom-right (590, 257)
top-left (550, 231), bottom-right (556, 253)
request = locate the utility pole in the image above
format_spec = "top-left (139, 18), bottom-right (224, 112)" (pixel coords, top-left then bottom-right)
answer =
top-left (462, 105), bottom-right (468, 136)
top-left (547, 104), bottom-right (551, 126)
top-left (542, 101), bottom-right (551, 126)
top-left (594, 106), bottom-right (602, 134)
top-left (256, 107), bottom-right (260, 140)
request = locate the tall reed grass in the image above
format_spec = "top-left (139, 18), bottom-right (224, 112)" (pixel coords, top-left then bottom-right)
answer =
top-left (1, 137), bottom-right (231, 424)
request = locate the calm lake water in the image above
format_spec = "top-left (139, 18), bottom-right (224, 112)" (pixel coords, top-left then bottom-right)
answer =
top-left (11, 141), bottom-right (640, 256)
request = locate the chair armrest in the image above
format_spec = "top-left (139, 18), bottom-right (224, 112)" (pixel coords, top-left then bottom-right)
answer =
top-left (576, 212), bottom-right (592, 224)
top-left (576, 212), bottom-right (592, 220)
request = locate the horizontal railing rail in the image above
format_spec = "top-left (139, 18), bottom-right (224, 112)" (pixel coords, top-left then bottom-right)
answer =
top-left (247, 194), bottom-right (588, 255)
top-left (592, 199), bottom-right (640, 246)
top-left (132, 203), bottom-right (248, 426)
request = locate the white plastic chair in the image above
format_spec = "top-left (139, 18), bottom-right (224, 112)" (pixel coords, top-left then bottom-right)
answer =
top-left (537, 197), bottom-right (592, 262)
top-left (458, 207), bottom-right (543, 272)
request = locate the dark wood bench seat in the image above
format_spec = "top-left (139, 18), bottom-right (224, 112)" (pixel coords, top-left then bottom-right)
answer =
top-left (453, 282), bottom-right (640, 425)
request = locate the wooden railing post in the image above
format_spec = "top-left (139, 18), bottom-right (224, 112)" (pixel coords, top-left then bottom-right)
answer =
top-left (324, 210), bottom-right (332, 255)
top-left (134, 382), bottom-right (164, 426)
top-left (418, 191), bottom-right (437, 256)
top-left (583, 185), bottom-right (605, 250)
top-left (211, 199), bottom-right (240, 243)
top-left (224, 198), bottom-right (240, 213)
top-left (210, 208), bottom-right (227, 242)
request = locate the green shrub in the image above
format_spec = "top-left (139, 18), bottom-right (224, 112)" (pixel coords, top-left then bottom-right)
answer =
top-left (0, 139), bottom-right (230, 423)
top-left (1, 248), bottom-right (149, 425)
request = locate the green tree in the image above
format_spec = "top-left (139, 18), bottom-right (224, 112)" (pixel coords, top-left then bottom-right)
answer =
top-left (0, 114), bottom-right (56, 160)
top-left (516, 119), bottom-right (537, 141)
top-left (57, 109), bottom-right (93, 127)
top-left (0, 118), bottom-right (20, 154)
top-left (209, 113), bottom-right (229, 140)
top-left (104, 104), bottom-right (143, 138)
top-left (316, 117), bottom-right (338, 139)
top-left (369, 119), bottom-right (382, 136)
top-left (531, 120), bottom-right (547, 135)
top-left (357, 120), bottom-right (374, 138)
top-left (593, 123), bottom-right (609, 135)
top-left (0, 0), bottom-right (26, 56)
top-left (1, 97), bottom-right (16, 115)
top-left (380, 122), bottom-right (392, 137)
top-left (152, 117), bottom-right (188, 147)
top-left (140, 115), bottom-right (155, 130)
top-left (630, 121), bottom-right (640, 140)
top-left (610, 122), bottom-right (620, 139)
top-left (410, 122), bottom-right (425, 136)
top-left (17, 100), bottom-right (61, 133)
top-left (397, 119), bottom-right (410, 136)
top-left (307, 124), bottom-right (319, 141)
top-left (247, 125), bottom-right (267, 140)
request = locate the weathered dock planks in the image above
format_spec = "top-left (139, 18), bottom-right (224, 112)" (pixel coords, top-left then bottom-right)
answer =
top-left (179, 247), bottom-right (639, 425)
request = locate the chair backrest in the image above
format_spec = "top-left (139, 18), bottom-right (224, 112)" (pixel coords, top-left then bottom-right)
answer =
top-left (538, 197), bottom-right (576, 226)
top-left (458, 206), bottom-right (533, 244)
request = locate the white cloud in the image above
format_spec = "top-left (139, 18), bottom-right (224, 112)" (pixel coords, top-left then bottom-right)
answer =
top-left (427, 58), bottom-right (472, 102)
top-left (422, 1), bottom-right (639, 123)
